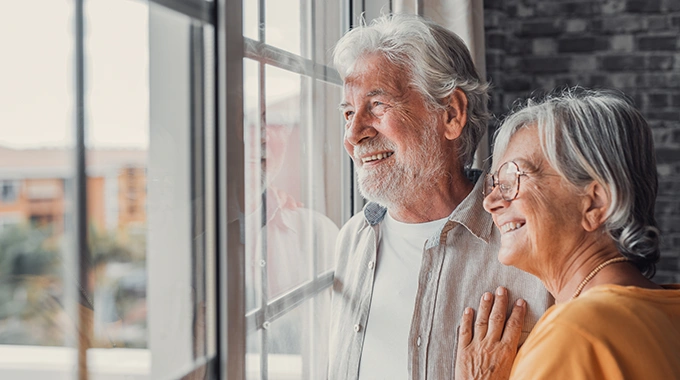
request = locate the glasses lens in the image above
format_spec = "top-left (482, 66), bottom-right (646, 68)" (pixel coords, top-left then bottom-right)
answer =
top-left (483, 174), bottom-right (494, 197)
top-left (497, 162), bottom-right (520, 201)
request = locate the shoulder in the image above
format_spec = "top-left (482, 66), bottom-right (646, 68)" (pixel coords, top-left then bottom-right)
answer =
top-left (512, 286), bottom-right (680, 379)
top-left (539, 289), bottom-right (634, 332)
top-left (334, 209), bottom-right (376, 272)
top-left (527, 286), bottom-right (674, 349)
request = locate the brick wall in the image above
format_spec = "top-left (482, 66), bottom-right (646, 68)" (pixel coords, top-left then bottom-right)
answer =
top-left (484, 0), bottom-right (680, 282)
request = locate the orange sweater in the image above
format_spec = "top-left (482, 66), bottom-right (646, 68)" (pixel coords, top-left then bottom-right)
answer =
top-left (511, 284), bottom-right (680, 379)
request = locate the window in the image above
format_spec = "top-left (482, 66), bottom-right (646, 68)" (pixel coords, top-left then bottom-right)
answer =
top-left (0, 0), bottom-right (353, 378)
top-left (0, 181), bottom-right (18, 203)
top-left (238, 1), bottom-right (349, 379)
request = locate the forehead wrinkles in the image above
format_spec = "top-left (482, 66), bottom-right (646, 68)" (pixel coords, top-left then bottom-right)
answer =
top-left (344, 56), bottom-right (410, 98)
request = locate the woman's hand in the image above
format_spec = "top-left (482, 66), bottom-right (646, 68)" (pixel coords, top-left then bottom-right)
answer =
top-left (455, 286), bottom-right (526, 380)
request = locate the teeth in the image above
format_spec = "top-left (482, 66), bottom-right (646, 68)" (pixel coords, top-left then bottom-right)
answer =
top-left (501, 222), bottom-right (525, 233)
top-left (362, 152), bottom-right (393, 163)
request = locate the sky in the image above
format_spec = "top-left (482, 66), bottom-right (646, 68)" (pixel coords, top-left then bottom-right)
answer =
top-left (0, 0), bottom-right (149, 149)
top-left (0, 0), bottom-right (301, 150)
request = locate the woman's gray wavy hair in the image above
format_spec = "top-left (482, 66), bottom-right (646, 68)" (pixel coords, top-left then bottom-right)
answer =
top-left (493, 88), bottom-right (659, 277)
top-left (332, 13), bottom-right (489, 168)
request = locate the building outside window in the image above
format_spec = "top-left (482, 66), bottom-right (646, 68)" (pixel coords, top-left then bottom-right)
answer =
top-left (0, 181), bottom-right (18, 204)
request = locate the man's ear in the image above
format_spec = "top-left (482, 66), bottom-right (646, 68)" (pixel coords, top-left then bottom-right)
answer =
top-left (582, 181), bottom-right (610, 232)
top-left (443, 88), bottom-right (468, 141)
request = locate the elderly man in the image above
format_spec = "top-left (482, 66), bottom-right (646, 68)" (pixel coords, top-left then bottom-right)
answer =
top-left (328, 14), bottom-right (552, 380)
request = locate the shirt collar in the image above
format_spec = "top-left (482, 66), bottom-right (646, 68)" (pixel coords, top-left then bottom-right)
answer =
top-left (359, 169), bottom-right (494, 247)
top-left (363, 202), bottom-right (388, 226)
top-left (430, 173), bottom-right (495, 247)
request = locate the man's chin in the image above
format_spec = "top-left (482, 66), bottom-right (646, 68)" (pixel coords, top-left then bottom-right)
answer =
top-left (358, 183), bottom-right (398, 209)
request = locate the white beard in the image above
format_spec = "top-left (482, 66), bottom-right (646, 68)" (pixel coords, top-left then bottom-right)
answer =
top-left (355, 122), bottom-right (446, 210)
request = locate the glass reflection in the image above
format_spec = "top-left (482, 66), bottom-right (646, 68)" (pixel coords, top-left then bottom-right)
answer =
top-left (244, 60), bottom-right (340, 378)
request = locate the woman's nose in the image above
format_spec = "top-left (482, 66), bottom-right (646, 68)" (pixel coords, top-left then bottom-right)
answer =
top-left (483, 186), bottom-right (510, 214)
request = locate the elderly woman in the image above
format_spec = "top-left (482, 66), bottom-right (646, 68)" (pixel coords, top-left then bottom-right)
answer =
top-left (455, 89), bottom-right (680, 379)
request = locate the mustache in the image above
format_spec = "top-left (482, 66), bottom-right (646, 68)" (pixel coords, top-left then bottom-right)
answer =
top-left (352, 139), bottom-right (396, 160)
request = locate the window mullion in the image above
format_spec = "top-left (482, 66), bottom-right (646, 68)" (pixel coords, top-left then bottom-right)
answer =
top-left (216, 0), bottom-right (245, 378)
top-left (245, 270), bottom-right (334, 332)
top-left (257, 1), bottom-right (270, 379)
top-left (74, 0), bottom-right (91, 378)
top-left (244, 38), bottom-right (342, 86)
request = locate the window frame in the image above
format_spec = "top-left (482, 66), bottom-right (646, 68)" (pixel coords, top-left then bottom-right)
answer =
top-left (64, 0), bottom-right (360, 378)
top-left (217, 0), bottom-right (356, 379)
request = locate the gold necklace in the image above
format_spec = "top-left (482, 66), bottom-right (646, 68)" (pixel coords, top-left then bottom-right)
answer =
top-left (570, 257), bottom-right (629, 300)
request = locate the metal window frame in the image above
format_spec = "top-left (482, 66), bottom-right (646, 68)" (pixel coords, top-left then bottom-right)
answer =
top-left (74, 1), bottom-right (91, 379)
top-left (216, 0), bottom-right (245, 378)
top-left (152, 0), bottom-right (214, 24)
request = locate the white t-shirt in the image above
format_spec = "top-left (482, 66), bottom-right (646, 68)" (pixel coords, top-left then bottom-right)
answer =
top-left (357, 211), bottom-right (449, 380)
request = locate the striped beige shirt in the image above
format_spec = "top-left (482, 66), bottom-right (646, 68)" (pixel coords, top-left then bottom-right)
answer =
top-left (328, 175), bottom-right (553, 380)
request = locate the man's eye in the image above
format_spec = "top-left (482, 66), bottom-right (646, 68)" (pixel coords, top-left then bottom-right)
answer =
top-left (344, 110), bottom-right (354, 120)
top-left (371, 101), bottom-right (387, 116)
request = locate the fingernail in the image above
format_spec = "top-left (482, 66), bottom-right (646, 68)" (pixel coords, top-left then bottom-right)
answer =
top-left (516, 299), bottom-right (525, 307)
top-left (483, 292), bottom-right (492, 301)
top-left (464, 307), bottom-right (472, 315)
top-left (496, 286), bottom-right (505, 296)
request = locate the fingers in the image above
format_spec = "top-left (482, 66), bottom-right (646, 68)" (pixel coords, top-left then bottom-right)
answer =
top-left (501, 298), bottom-right (527, 347)
top-left (473, 291), bottom-right (494, 339)
top-left (457, 307), bottom-right (474, 350)
top-left (486, 286), bottom-right (509, 341)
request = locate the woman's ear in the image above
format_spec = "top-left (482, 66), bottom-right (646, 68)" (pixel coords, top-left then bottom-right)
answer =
top-left (582, 181), bottom-right (610, 232)
top-left (443, 88), bottom-right (468, 141)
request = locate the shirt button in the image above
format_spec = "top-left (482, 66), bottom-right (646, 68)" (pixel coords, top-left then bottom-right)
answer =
top-left (354, 324), bottom-right (362, 333)
top-left (368, 261), bottom-right (375, 270)
top-left (416, 336), bottom-right (421, 347)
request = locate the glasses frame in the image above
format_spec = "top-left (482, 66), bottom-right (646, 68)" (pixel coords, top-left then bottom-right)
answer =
top-left (483, 161), bottom-right (528, 202)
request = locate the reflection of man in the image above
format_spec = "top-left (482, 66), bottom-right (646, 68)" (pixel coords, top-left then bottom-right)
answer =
top-left (328, 14), bottom-right (552, 379)
top-left (244, 108), bottom-right (339, 359)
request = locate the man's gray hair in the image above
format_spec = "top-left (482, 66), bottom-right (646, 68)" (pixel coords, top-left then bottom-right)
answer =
top-left (493, 88), bottom-right (659, 277)
top-left (332, 13), bottom-right (489, 168)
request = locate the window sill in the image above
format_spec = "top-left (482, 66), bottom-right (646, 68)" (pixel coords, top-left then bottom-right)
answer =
top-left (0, 345), bottom-right (150, 379)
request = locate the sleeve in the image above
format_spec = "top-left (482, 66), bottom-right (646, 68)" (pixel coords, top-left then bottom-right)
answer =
top-left (510, 320), bottom-right (619, 380)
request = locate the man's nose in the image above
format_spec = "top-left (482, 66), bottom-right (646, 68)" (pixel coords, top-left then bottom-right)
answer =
top-left (345, 108), bottom-right (377, 146)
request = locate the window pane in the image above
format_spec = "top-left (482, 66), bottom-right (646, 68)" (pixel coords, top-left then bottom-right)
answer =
top-left (265, 0), bottom-right (303, 56)
top-left (243, 0), bottom-right (260, 41)
top-left (313, 0), bottom-right (344, 66)
top-left (243, 0), bottom-right (345, 376)
top-left (312, 80), bottom-right (344, 274)
top-left (0, 0), bottom-right (76, 377)
top-left (246, 293), bottom-right (330, 380)
top-left (244, 57), bottom-right (262, 313)
top-left (85, 0), bottom-right (149, 353)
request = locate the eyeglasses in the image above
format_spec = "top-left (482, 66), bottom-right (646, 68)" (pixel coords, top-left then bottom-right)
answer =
top-left (483, 161), bottom-right (527, 202)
